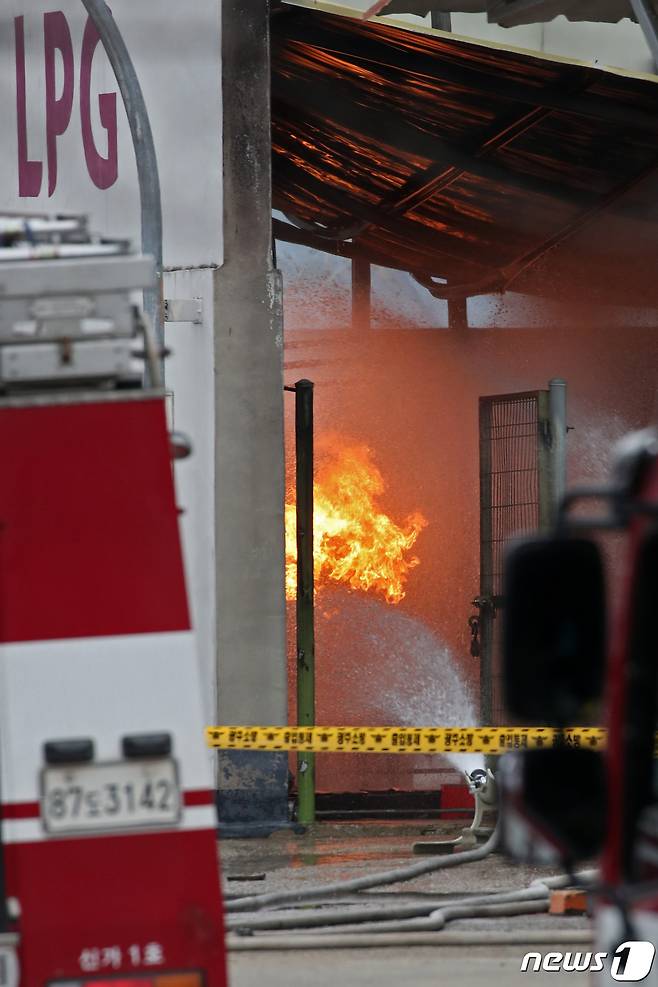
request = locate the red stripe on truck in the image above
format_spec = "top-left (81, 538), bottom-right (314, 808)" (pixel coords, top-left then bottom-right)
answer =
top-left (0, 398), bottom-right (190, 643)
top-left (1, 802), bottom-right (40, 820)
top-left (2, 789), bottom-right (215, 820)
top-left (183, 789), bottom-right (215, 807)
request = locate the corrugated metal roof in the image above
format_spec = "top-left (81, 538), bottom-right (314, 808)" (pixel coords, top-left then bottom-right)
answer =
top-left (272, 4), bottom-right (658, 303)
top-left (379, 1), bottom-right (635, 25)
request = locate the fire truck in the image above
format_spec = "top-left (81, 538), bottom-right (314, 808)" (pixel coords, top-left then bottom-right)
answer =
top-left (500, 424), bottom-right (658, 981)
top-left (0, 214), bottom-right (227, 986)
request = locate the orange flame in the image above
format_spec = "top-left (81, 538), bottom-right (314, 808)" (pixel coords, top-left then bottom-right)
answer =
top-left (285, 443), bottom-right (427, 605)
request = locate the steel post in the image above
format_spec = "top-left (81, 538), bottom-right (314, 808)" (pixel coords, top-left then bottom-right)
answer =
top-left (295, 379), bottom-right (315, 824)
top-left (478, 399), bottom-right (493, 726)
top-left (549, 378), bottom-right (568, 516)
top-left (537, 389), bottom-right (553, 532)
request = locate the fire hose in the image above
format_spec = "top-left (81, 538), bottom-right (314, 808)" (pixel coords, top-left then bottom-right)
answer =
top-left (228, 770), bottom-right (499, 914)
top-left (227, 825), bottom-right (500, 914)
top-left (227, 870), bottom-right (597, 934)
top-left (227, 929), bottom-right (594, 951)
top-left (228, 886), bottom-right (547, 934)
top-left (226, 766), bottom-right (594, 949)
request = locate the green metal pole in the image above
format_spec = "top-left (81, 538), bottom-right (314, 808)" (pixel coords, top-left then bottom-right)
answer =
top-left (295, 379), bottom-right (315, 824)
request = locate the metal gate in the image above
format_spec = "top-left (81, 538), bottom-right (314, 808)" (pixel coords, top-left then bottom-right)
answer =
top-left (476, 381), bottom-right (566, 724)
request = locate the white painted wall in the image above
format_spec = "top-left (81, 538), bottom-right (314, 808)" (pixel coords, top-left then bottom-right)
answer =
top-left (441, 11), bottom-right (655, 75)
top-left (449, 12), bottom-right (543, 50)
top-left (542, 16), bottom-right (654, 73)
top-left (164, 269), bottom-right (218, 725)
top-left (0, 1), bottom-right (223, 266)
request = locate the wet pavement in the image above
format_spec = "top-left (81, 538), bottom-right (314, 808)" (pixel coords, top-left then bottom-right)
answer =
top-left (220, 821), bottom-right (591, 986)
top-left (229, 946), bottom-right (589, 986)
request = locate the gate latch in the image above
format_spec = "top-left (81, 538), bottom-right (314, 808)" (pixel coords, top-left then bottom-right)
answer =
top-left (467, 614), bottom-right (480, 658)
top-left (468, 595), bottom-right (500, 658)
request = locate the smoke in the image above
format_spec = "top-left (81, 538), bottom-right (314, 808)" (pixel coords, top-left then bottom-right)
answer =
top-left (569, 411), bottom-right (632, 484)
top-left (282, 239), bottom-right (658, 794)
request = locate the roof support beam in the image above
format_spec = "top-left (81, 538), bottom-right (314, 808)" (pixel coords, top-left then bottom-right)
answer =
top-left (274, 87), bottom-right (598, 212)
top-left (272, 150), bottom-right (498, 270)
top-left (503, 152), bottom-right (658, 288)
top-left (273, 216), bottom-right (396, 267)
top-left (273, 219), bottom-right (502, 299)
top-left (360, 103), bottom-right (558, 231)
top-left (273, 215), bottom-right (469, 281)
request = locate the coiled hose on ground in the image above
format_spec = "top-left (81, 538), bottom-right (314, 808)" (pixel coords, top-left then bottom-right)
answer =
top-left (227, 825), bottom-right (500, 913)
top-left (226, 815), bottom-right (597, 952)
top-left (228, 870), bottom-right (596, 934)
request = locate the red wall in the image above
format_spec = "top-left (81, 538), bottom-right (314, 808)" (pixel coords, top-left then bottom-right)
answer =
top-left (284, 318), bottom-right (658, 793)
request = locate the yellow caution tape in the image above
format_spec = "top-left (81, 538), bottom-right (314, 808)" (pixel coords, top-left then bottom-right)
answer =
top-left (204, 725), bottom-right (607, 755)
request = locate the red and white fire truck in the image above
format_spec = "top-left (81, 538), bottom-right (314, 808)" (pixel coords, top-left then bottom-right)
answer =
top-left (500, 424), bottom-right (658, 981)
top-left (0, 215), bottom-right (227, 986)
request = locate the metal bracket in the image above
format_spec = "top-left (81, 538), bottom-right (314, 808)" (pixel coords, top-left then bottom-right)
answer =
top-left (472, 594), bottom-right (502, 615)
top-left (430, 11), bottom-right (451, 31)
top-left (163, 298), bottom-right (203, 325)
top-left (413, 768), bottom-right (497, 855)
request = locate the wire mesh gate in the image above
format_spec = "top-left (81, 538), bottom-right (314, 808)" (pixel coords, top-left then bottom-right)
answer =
top-left (477, 385), bottom-right (565, 725)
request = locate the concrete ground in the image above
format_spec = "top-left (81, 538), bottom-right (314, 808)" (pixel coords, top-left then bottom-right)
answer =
top-left (219, 821), bottom-right (592, 986)
top-left (230, 947), bottom-right (586, 986)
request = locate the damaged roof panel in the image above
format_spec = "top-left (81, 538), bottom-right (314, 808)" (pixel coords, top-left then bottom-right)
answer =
top-left (272, 5), bottom-right (658, 301)
top-left (378, 1), bottom-right (636, 25)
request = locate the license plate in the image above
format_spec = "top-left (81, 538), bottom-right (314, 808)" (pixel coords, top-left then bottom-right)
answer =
top-left (40, 758), bottom-right (181, 834)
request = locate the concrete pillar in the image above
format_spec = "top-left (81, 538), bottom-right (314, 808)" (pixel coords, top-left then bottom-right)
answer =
top-left (214, 0), bottom-right (288, 833)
